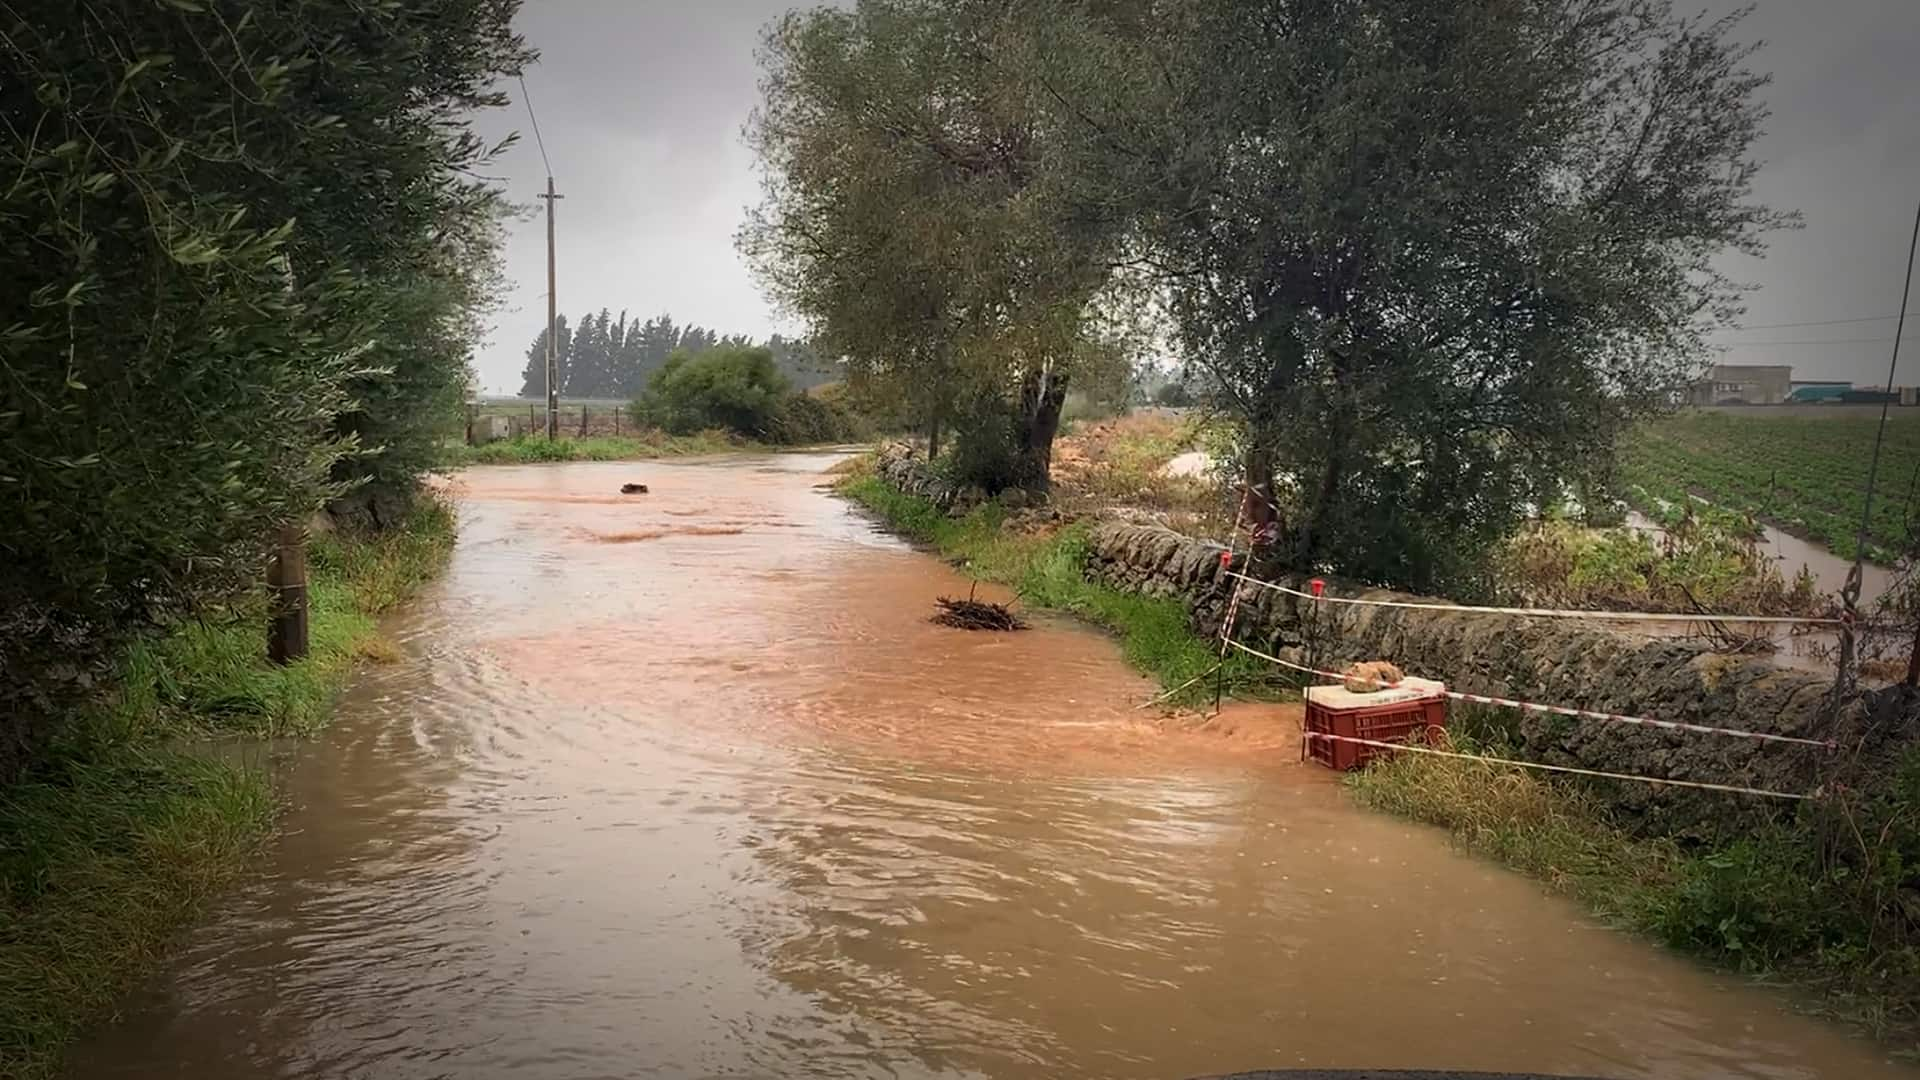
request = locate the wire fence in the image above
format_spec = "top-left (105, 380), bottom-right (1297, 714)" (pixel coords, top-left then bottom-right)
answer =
top-left (465, 403), bottom-right (634, 442)
top-left (1201, 484), bottom-right (1850, 802)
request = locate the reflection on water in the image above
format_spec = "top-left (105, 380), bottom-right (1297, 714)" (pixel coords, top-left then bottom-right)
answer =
top-left (68, 455), bottom-right (1917, 1079)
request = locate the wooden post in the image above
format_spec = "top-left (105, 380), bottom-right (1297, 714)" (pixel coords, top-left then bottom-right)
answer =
top-left (268, 524), bottom-right (309, 664)
top-left (613, 408), bottom-right (620, 436)
top-left (465, 403), bottom-right (476, 446)
top-left (579, 405), bottom-right (589, 437)
top-left (1905, 615), bottom-right (1920, 688)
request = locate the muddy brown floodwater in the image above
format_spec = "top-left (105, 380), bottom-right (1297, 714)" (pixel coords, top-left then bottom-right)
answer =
top-left (70, 454), bottom-right (1918, 1080)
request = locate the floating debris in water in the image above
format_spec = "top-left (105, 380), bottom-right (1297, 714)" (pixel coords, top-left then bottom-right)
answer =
top-left (931, 585), bottom-right (1027, 631)
top-left (620, 482), bottom-right (649, 494)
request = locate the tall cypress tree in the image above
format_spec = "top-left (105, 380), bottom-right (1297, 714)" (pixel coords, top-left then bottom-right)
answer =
top-left (518, 314), bottom-right (572, 399)
top-left (566, 309), bottom-right (614, 396)
top-left (631, 314), bottom-right (681, 389)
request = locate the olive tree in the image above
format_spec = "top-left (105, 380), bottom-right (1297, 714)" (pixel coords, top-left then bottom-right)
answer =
top-left (741, 0), bottom-right (1126, 490)
top-left (1057, 0), bottom-right (1792, 591)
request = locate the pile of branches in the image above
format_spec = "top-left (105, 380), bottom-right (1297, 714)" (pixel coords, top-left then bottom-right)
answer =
top-left (931, 587), bottom-right (1027, 631)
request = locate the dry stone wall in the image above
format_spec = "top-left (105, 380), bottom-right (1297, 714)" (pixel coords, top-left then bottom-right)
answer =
top-left (874, 442), bottom-right (952, 508)
top-left (1084, 521), bottom-right (1912, 840)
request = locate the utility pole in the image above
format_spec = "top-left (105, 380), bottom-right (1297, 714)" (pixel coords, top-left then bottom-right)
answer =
top-left (538, 175), bottom-right (563, 440)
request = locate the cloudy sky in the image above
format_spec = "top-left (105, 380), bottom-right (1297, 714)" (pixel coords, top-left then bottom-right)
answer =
top-left (468, 1), bottom-right (1920, 395)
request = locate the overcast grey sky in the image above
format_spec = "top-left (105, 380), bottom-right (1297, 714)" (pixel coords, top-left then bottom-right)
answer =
top-left (469, 1), bottom-right (1920, 395)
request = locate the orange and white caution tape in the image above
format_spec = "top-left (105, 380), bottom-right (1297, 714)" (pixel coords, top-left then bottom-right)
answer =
top-left (1224, 640), bottom-right (1836, 750)
top-left (1299, 730), bottom-right (1817, 801)
top-left (1220, 569), bottom-right (1845, 627)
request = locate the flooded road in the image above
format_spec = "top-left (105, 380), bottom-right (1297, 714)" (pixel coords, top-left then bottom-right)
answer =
top-left (72, 455), bottom-right (1917, 1079)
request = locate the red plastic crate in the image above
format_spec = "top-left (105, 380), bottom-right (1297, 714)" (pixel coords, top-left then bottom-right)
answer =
top-left (1303, 690), bottom-right (1448, 771)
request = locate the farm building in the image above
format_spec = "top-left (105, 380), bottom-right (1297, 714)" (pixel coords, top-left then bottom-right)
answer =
top-left (1787, 380), bottom-right (1852, 403)
top-left (1688, 364), bottom-right (1792, 405)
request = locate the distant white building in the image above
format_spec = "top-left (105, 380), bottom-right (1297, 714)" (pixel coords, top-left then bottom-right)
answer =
top-left (1687, 364), bottom-right (1791, 405)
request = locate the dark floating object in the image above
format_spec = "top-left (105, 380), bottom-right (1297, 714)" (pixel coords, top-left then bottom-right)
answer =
top-left (620, 483), bottom-right (649, 494)
top-left (931, 585), bottom-right (1027, 631)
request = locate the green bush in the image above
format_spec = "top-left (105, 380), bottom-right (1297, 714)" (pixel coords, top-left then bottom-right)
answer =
top-left (938, 388), bottom-right (1023, 492)
top-left (0, 0), bottom-right (527, 777)
top-left (632, 345), bottom-right (792, 438)
top-left (1499, 510), bottom-right (1820, 616)
top-left (768, 391), bottom-right (865, 445)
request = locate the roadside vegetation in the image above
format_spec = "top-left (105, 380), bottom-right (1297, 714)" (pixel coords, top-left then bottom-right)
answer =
top-left (1349, 732), bottom-right (1920, 1043)
top-left (2, 1), bottom-right (525, 761)
top-left (0, 503), bottom-right (456, 1080)
top-left (1620, 411), bottom-right (1920, 564)
top-left (1042, 417), bottom-right (1832, 621)
top-left (1497, 506), bottom-right (1825, 618)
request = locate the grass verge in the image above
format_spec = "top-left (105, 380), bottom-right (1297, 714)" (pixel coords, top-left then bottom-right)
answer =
top-left (1348, 735), bottom-right (1920, 1046)
top-left (837, 472), bottom-right (1271, 702)
top-left (440, 430), bottom-right (750, 466)
top-left (0, 496), bottom-right (457, 1079)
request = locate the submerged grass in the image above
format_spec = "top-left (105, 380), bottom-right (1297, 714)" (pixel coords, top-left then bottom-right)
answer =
top-left (837, 473), bottom-right (1269, 702)
top-left (440, 430), bottom-right (749, 466)
top-left (0, 496), bottom-right (457, 1080)
top-left (1348, 736), bottom-right (1920, 1047)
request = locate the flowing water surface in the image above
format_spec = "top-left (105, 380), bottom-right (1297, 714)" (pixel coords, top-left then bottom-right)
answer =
top-left (70, 454), bottom-right (1918, 1080)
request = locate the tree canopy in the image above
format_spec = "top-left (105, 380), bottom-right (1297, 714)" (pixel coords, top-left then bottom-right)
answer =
top-left (741, 0), bottom-right (1135, 488)
top-left (1064, 0), bottom-right (1788, 589)
top-left (744, 0), bottom-right (1789, 590)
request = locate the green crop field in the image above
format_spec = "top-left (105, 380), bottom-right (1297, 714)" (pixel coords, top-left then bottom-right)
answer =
top-left (1618, 410), bottom-right (1920, 564)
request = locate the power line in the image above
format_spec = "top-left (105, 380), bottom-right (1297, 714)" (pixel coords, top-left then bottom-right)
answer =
top-left (1730, 314), bottom-right (1898, 330)
top-left (516, 73), bottom-right (554, 177)
top-left (1715, 333), bottom-right (1919, 347)
top-left (514, 71), bottom-right (561, 440)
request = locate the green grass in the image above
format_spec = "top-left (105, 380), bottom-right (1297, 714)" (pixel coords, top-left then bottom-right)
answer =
top-left (1349, 736), bottom-right (1920, 1046)
top-left (838, 473), bottom-right (1272, 702)
top-left (0, 497), bottom-right (457, 1080)
top-left (1619, 411), bottom-right (1920, 563)
top-left (440, 431), bottom-right (749, 466)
